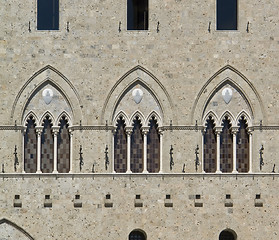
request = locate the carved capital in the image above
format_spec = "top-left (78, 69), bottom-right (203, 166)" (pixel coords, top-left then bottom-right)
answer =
top-left (35, 126), bottom-right (43, 135)
top-left (52, 126), bottom-right (60, 135)
top-left (125, 127), bottom-right (133, 135)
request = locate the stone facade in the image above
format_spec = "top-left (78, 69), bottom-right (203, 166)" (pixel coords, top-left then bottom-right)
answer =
top-left (0, 0), bottom-right (279, 239)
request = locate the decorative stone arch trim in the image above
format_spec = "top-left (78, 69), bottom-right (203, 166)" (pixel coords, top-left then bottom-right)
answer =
top-left (113, 111), bottom-right (129, 126)
top-left (101, 65), bottom-right (174, 125)
top-left (236, 110), bottom-right (252, 127)
top-left (0, 218), bottom-right (34, 240)
top-left (56, 111), bottom-right (72, 126)
top-left (39, 111), bottom-right (55, 126)
top-left (192, 65), bottom-right (265, 124)
top-left (203, 111), bottom-right (218, 126)
top-left (11, 65), bottom-right (82, 125)
top-left (219, 110), bottom-right (236, 127)
top-left (130, 110), bottom-right (145, 127)
top-left (23, 111), bottom-right (39, 126)
top-left (145, 111), bottom-right (162, 127)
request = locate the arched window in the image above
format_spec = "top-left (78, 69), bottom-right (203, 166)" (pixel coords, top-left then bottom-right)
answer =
top-left (127, 0), bottom-right (148, 30)
top-left (220, 117), bottom-right (233, 172)
top-left (237, 116), bottom-right (249, 172)
top-left (57, 116), bottom-right (70, 173)
top-left (37, 0), bottom-right (59, 30)
top-left (24, 116), bottom-right (37, 173)
top-left (114, 117), bottom-right (127, 173)
top-left (147, 116), bottom-right (160, 173)
top-left (219, 229), bottom-right (237, 240)
top-left (130, 117), bottom-right (143, 173)
top-left (129, 230), bottom-right (146, 240)
top-left (41, 116), bottom-right (54, 173)
top-left (204, 116), bottom-right (217, 173)
top-left (217, 0), bottom-right (237, 30)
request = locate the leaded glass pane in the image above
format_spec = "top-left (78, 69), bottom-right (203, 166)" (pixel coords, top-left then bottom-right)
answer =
top-left (220, 117), bottom-right (233, 172)
top-left (41, 116), bottom-right (54, 173)
top-left (114, 117), bottom-right (127, 173)
top-left (57, 117), bottom-right (70, 173)
top-left (204, 117), bottom-right (217, 173)
top-left (24, 117), bottom-right (37, 173)
top-left (130, 117), bottom-right (143, 173)
top-left (147, 117), bottom-right (160, 173)
top-left (236, 117), bottom-right (249, 172)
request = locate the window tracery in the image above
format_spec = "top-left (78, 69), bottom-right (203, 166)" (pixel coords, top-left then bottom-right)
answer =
top-left (23, 112), bottom-right (72, 174)
top-left (113, 111), bottom-right (162, 173)
top-left (203, 112), bottom-right (252, 173)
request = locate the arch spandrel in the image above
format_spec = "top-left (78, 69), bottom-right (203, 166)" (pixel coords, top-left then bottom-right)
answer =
top-left (0, 219), bottom-right (34, 240)
top-left (23, 82), bottom-right (73, 125)
top-left (101, 65), bottom-right (174, 125)
top-left (11, 65), bottom-right (82, 125)
top-left (192, 65), bottom-right (265, 124)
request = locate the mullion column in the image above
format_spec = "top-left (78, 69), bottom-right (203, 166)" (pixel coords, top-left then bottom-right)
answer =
top-left (52, 126), bottom-right (59, 173)
top-left (125, 127), bottom-right (133, 173)
top-left (232, 127), bottom-right (238, 173)
top-left (35, 126), bottom-right (43, 173)
top-left (142, 127), bottom-right (149, 173)
top-left (69, 128), bottom-right (73, 173)
top-left (215, 127), bottom-right (222, 173)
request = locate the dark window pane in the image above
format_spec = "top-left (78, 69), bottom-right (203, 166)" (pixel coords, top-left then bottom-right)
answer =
top-left (217, 0), bottom-right (237, 30)
top-left (129, 230), bottom-right (146, 240)
top-left (219, 230), bottom-right (236, 240)
top-left (114, 117), bottom-right (127, 173)
top-left (220, 117), bottom-right (233, 173)
top-left (37, 0), bottom-right (59, 30)
top-left (204, 117), bottom-right (217, 173)
top-left (127, 0), bottom-right (148, 30)
top-left (24, 116), bottom-right (37, 173)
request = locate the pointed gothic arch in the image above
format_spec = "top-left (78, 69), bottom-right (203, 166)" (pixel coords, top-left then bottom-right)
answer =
top-left (192, 65), bottom-right (265, 124)
top-left (0, 218), bottom-right (34, 240)
top-left (12, 65), bottom-right (82, 125)
top-left (101, 65), bottom-right (174, 125)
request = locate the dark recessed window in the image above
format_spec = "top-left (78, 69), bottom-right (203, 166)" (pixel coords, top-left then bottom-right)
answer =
top-left (15, 195), bottom-right (20, 200)
top-left (37, 0), bottom-right (59, 30)
top-left (106, 194), bottom-right (111, 199)
top-left (217, 0), bottom-right (237, 30)
top-left (136, 195), bottom-right (141, 199)
top-left (256, 194), bottom-right (261, 199)
top-left (219, 230), bottom-right (236, 240)
top-left (129, 230), bottom-right (146, 240)
top-left (166, 194), bottom-right (171, 199)
top-left (75, 195), bottom-right (80, 200)
top-left (196, 194), bottom-right (201, 199)
top-left (226, 194), bottom-right (231, 199)
top-left (127, 0), bottom-right (148, 30)
top-left (45, 195), bottom-right (50, 199)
